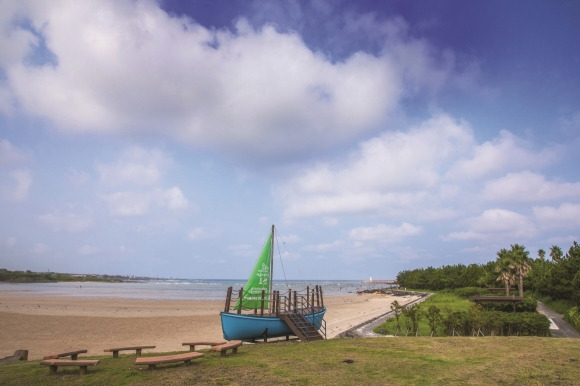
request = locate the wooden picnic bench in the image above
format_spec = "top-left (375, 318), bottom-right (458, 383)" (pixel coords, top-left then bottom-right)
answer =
top-left (135, 352), bottom-right (204, 370)
top-left (182, 341), bottom-right (226, 352)
top-left (104, 345), bottom-right (156, 358)
top-left (40, 359), bottom-right (100, 375)
top-left (211, 340), bottom-right (242, 357)
top-left (43, 349), bottom-right (88, 360)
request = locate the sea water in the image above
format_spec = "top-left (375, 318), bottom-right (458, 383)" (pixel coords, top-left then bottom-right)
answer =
top-left (0, 279), bottom-right (385, 300)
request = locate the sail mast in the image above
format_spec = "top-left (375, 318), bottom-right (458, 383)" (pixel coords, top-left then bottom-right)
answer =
top-left (269, 224), bottom-right (274, 297)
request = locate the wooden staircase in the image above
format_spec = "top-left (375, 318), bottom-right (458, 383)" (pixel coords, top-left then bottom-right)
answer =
top-left (280, 313), bottom-right (324, 342)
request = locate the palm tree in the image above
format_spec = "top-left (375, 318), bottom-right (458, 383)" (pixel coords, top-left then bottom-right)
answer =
top-left (538, 249), bottom-right (546, 261)
top-left (495, 248), bottom-right (515, 296)
top-left (509, 244), bottom-right (532, 297)
top-left (550, 245), bottom-right (563, 263)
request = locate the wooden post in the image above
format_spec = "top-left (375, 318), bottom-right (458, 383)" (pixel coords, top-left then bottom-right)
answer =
top-left (287, 288), bottom-right (292, 313)
top-left (293, 291), bottom-right (297, 312)
top-left (275, 291), bottom-right (280, 316)
top-left (237, 287), bottom-right (243, 314)
top-left (315, 285), bottom-right (320, 307)
top-left (225, 286), bottom-right (232, 313)
top-left (320, 287), bottom-right (324, 308)
top-left (260, 290), bottom-right (265, 316)
top-left (311, 287), bottom-right (315, 313)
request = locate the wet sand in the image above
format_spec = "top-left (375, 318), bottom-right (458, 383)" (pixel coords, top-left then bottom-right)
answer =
top-left (0, 290), bottom-right (420, 360)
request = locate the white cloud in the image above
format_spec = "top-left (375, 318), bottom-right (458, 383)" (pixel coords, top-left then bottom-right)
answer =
top-left (448, 130), bottom-right (559, 180)
top-left (97, 146), bottom-right (169, 186)
top-left (159, 187), bottom-right (189, 210)
top-left (6, 237), bottom-right (16, 247)
top-left (0, 0), bottom-right (479, 162)
top-left (188, 227), bottom-right (210, 240)
top-left (0, 140), bottom-right (32, 201)
top-left (302, 240), bottom-right (344, 252)
top-left (102, 191), bottom-right (151, 217)
top-left (32, 242), bottom-right (48, 254)
top-left (0, 139), bottom-right (30, 167)
top-left (482, 171), bottom-right (580, 203)
top-left (445, 209), bottom-right (536, 241)
top-left (2, 168), bottom-right (33, 201)
top-left (79, 245), bottom-right (99, 255)
top-left (67, 168), bottom-right (90, 186)
top-left (38, 207), bottom-right (93, 232)
top-left (280, 113), bottom-right (473, 219)
top-left (533, 203), bottom-right (580, 230)
top-left (349, 223), bottom-right (421, 243)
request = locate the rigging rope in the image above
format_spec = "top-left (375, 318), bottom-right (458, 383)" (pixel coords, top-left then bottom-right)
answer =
top-left (274, 227), bottom-right (310, 291)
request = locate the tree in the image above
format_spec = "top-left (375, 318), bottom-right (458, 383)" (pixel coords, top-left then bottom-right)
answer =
top-left (495, 248), bottom-right (515, 296)
top-left (550, 245), bottom-right (563, 263)
top-left (390, 300), bottom-right (403, 333)
top-left (538, 249), bottom-right (546, 261)
top-left (426, 305), bottom-right (442, 336)
top-left (509, 244), bottom-right (532, 297)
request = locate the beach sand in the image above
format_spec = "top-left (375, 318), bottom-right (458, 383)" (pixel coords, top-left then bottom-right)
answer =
top-left (0, 290), bottom-right (419, 360)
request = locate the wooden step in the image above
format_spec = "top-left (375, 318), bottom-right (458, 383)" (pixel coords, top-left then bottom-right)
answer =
top-left (280, 313), bottom-right (324, 342)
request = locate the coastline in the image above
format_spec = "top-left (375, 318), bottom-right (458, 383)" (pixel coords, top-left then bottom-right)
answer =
top-left (0, 290), bottom-right (419, 360)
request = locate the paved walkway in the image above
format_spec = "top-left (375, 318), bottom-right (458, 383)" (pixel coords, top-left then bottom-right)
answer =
top-left (537, 302), bottom-right (580, 338)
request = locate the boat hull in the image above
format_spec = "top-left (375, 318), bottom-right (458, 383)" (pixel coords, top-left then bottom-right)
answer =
top-left (220, 308), bottom-right (326, 341)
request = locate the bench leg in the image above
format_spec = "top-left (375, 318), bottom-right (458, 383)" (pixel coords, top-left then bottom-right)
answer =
top-left (79, 366), bottom-right (88, 375)
top-left (220, 350), bottom-right (226, 358)
top-left (49, 365), bottom-right (58, 374)
top-left (184, 359), bottom-right (192, 366)
top-left (233, 347), bottom-right (238, 354)
top-left (189, 345), bottom-right (195, 352)
top-left (136, 349), bottom-right (142, 356)
top-left (71, 354), bottom-right (78, 360)
top-left (113, 351), bottom-right (119, 358)
top-left (147, 364), bottom-right (156, 370)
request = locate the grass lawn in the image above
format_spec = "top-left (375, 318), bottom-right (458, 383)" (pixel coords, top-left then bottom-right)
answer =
top-left (1, 337), bottom-right (579, 385)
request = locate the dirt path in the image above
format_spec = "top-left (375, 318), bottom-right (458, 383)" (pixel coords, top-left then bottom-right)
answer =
top-left (537, 302), bottom-right (580, 338)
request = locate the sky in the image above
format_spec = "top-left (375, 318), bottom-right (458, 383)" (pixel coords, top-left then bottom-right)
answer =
top-left (1, 0), bottom-right (579, 281)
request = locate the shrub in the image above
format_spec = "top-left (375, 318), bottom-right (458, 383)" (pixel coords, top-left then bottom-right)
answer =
top-left (476, 297), bottom-right (537, 313)
top-left (454, 287), bottom-right (488, 298)
top-left (566, 306), bottom-right (580, 332)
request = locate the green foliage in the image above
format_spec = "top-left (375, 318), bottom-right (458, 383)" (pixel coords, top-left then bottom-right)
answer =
top-left (396, 241), bottom-right (580, 325)
top-left (452, 287), bottom-right (488, 298)
top-left (476, 297), bottom-right (538, 313)
top-left (374, 292), bottom-right (549, 337)
top-left (426, 305), bottom-right (442, 336)
top-left (0, 269), bottom-right (119, 283)
top-left (566, 306), bottom-right (580, 330)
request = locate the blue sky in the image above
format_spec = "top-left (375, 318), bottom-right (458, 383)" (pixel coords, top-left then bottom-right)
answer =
top-left (1, 0), bottom-right (579, 280)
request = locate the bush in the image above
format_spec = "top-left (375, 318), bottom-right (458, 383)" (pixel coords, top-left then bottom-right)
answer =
top-left (566, 306), bottom-right (580, 332)
top-left (476, 297), bottom-right (537, 313)
top-left (453, 287), bottom-right (488, 298)
top-left (443, 309), bottom-right (550, 336)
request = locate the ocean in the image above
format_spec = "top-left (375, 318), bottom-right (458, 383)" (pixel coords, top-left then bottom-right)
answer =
top-left (0, 279), bottom-right (385, 300)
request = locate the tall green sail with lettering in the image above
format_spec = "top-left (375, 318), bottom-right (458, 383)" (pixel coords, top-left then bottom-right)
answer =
top-left (234, 228), bottom-right (273, 310)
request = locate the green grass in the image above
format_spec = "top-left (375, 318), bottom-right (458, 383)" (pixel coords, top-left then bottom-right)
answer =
top-left (1, 338), bottom-right (579, 385)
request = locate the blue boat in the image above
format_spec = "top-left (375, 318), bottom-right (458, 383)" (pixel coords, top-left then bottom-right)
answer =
top-left (220, 225), bottom-right (327, 342)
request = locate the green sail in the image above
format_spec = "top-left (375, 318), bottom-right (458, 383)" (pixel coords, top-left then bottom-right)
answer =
top-left (235, 231), bottom-right (272, 310)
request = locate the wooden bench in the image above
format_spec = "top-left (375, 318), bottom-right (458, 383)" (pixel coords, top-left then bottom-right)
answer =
top-left (211, 340), bottom-right (242, 357)
top-left (40, 359), bottom-right (100, 375)
top-left (104, 345), bottom-right (155, 358)
top-left (135, 352), bottom-right (204, 370)
top-left (43, 349), bottom-right (88, 360)
top-left (182, 341), bottom-right (226, 352)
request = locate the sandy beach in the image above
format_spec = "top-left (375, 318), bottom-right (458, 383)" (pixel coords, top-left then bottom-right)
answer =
top-left (0, 290), bottom-right (419, 360)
